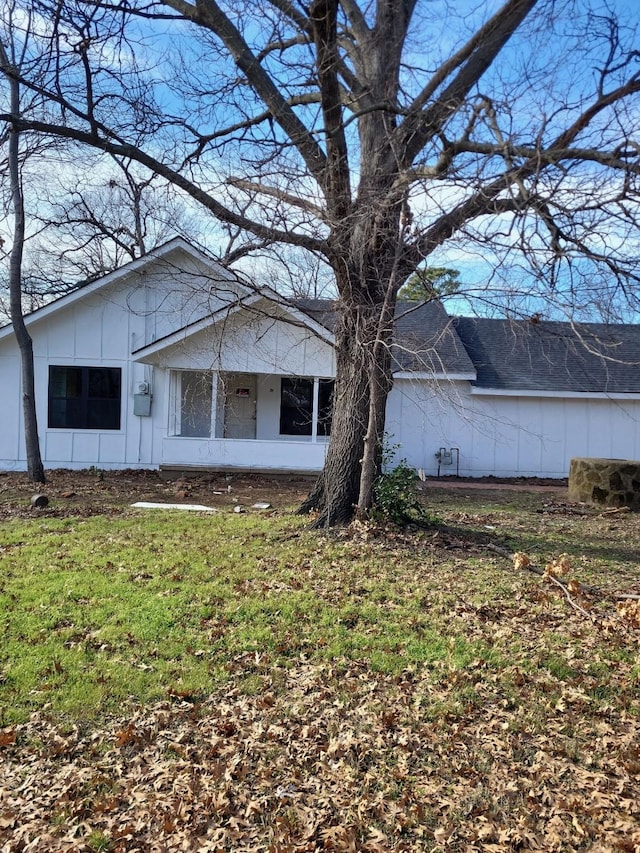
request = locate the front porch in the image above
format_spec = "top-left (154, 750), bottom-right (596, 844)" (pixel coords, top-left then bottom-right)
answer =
top-left (160, 435), bottom-right (329, 472)
top-left (170, 370), bottom-right (334, 441)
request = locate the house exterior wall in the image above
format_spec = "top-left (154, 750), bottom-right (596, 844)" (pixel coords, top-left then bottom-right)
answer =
top-left (0, 286), bottom-right (151, 471)
top-left (0, 247), bottom-right (240, 471)
top-left (142, 300), bottom-right (334, 377)
top-left (0, 270), bottom-right (336, 473)
top-left (0, 353), bottom-right (21, 466)
top-left (388, 379), bottom-right (640, 478)
top-left (129, 249), bottom-right (244, 351)
top-left (159, 436), bottom-right (329, 471)
top-left (2, 242), bottom-right (639, 479)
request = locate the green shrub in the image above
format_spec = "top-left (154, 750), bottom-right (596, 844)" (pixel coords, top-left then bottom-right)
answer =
top-left (373, 458), bottom-right (429, 525)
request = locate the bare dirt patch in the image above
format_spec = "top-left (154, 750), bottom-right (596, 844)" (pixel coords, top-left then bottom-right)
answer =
top-left (0, 469), bottom-right (314, 520)
top-left (0, 469), bottom-right (571, 523)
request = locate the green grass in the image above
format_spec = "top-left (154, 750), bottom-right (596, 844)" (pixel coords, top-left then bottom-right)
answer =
top-left (1, 486), bottom-right (639, 726)
top-left (3, 481), bottom-right (640, 851)
top-left (0, 510), bottom-right (499, 723)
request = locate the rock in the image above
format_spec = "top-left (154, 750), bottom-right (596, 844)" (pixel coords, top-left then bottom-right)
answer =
top-left (252, 502), bottom-right (272, 510)
top-left (568, 457), bottom-right (640, 510)
top-left (233, 505), bottom-right (245, 513)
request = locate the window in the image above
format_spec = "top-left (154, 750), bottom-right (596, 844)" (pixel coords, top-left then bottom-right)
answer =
top-left (48, 366), bottom-right (121, 430)
top-left (280, 378), bottom-right (333, 436)
top-left (317, 378), bottom-right (333, 436)
top-left (179, 371), bottom-right (213, 437)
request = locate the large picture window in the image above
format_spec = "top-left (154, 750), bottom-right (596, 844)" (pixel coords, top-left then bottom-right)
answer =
top-left (178, 371), bottom-right (213, 437)
top-left (48, 366), bottom-right (121, 430)
top-left (280, 378), bottom-right (333, 436)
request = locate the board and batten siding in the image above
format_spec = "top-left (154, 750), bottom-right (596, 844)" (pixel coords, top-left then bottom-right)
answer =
top-left (0, 353), bottom-right (22, 470)
top-left (388, 379), bottom-right (640, 478)
top-left (0, 283), bottom-right (154, 470)
top-left (144, 306), bottom-right (336, 468)
top-left (139, 300), bottom-right (334, 377)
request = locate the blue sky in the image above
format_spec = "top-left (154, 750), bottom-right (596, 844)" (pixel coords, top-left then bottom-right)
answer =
top-left (4, 0), bottom-right (640, 322)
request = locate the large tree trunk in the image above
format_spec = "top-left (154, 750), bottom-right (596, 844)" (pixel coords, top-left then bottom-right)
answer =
top-left (298, 302), bottom-right (372, 525)
top-left (298, 258), bottom-right (398, 526)
top-left (6, 62), bottom-right (45, 484)
top-left (298, 147), bottom-right (406, 526)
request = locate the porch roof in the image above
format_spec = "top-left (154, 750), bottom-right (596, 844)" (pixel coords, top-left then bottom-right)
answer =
top-left (131, 291), bottom-right (334, 361)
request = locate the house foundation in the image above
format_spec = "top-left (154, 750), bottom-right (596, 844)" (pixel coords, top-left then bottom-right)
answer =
top-left (159, 464), bottom-right (317, 481)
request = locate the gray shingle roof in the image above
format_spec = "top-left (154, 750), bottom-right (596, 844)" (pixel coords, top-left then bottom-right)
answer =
top-left (453, 317), bottom-right (640, 393)
top-left (295, 300), bottom-right (640, 392)
top-left (392, 301), bottom-right (476, 374)
top-left (294, 298), bottom-right (476, 376)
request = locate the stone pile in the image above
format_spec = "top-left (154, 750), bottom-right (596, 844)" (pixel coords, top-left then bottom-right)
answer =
top-left (568, 457), bottom-right (640, 510)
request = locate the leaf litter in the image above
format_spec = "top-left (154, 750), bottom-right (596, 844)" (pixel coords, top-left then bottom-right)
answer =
top-left (1, 472), bottom-right (640, 850)
top-left (3, 624), bottom-right (640, 851)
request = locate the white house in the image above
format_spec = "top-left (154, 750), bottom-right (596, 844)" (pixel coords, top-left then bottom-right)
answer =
top-left (2, 237), bottom-right (640, 478)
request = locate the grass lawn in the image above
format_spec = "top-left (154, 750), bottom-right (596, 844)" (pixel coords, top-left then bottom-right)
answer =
top-left (1, 472), bottom-right (639, 851)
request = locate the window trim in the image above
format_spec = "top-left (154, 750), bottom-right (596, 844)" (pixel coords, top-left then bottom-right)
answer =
top-left (279, 377), bottom-right (333, 439)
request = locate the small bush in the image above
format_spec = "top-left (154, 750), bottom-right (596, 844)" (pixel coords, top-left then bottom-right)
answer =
top-left (373, 459), bottom-right (429, 525)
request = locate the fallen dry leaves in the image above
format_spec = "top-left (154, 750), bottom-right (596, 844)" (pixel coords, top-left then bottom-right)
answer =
top-left (2, 475), bottom-right (640, 851)
top-left (2, 651), bottom-right (640, 852)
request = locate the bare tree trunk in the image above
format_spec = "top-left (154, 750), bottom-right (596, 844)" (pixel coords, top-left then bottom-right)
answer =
top-left (298, 267), bottom-right (400, 525)
top-left (301, 311), bottom-right (396, 526)
top-left (298, 302), bottom-right (371, 525)
top-left (6, 57), bottom-right (45, 484)
top-left (357, 316), bottom-right (394, 519)
top-left (298, 188), bottom-right (406, 525)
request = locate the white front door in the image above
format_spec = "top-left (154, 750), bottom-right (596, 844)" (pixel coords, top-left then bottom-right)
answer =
top-left (223, 374), bottom-right (257, 439)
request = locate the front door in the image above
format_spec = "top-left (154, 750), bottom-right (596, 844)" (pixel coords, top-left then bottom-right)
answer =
top-left (223, 374), bottom-right (257, 439)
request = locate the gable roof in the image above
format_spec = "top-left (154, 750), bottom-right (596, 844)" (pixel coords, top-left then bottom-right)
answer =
top-left (3, 232), bottom-right (638, 395)
top-left (453, 317), bottom-right (640, 393)
top-left (132, 290), bottom-right (335, 362)
top-left (0, 237), bottom-right (237, 342)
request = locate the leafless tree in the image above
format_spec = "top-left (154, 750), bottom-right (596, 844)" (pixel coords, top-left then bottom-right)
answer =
top-left (0, 152), bottom-right (203, 317)
top-left (0, 33), bottom-right (45, 483)
top-left (34, 154), bottom-right (201, 281)
top-left (1, 0), bottom-right (639, 522)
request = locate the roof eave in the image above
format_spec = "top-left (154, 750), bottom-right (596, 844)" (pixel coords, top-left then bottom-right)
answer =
top-left (394, 371), bottom-right (477, 380)
top-left (470, 386), bottom-right (640, 399)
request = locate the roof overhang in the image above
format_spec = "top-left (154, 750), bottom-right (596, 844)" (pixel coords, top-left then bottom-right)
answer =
top-left (394, 371), bottom-right (477, 381)
top-left (470, 387), bottom-right (640, 400)
top-left (131, 290), bottom-right (335, 362)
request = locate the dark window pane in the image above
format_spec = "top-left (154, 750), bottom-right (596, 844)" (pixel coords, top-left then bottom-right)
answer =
top-left (88, 399), bottom-right (121, 430)
top-left (318, 379), bottom-right (334, 436)
top-left (66, 369), bottom-right (83, 398)
top-left (280, 378), bottom-right (313, 435)
top-left (48, 366), bottom-right (121, 430)
top-left (88, 368), bottom-right (120, 399)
